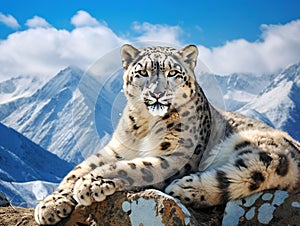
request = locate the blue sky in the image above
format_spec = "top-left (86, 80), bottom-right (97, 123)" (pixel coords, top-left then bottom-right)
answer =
top-left (0, 0), bottom-right (299, 79)
top-left (1, 0), bottom-right (299, 47)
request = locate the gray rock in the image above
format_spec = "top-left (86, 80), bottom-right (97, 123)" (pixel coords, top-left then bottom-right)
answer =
top-left (222, 190), bottom-right (300, 225)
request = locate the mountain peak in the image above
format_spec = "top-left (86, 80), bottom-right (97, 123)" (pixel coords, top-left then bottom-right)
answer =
top-left (279, 62), bottom-right (300, 83)
top-left (260, 62), bottom-right (300, 95)
top-left (0, 75), bottom-right (43, 105)
top-left (32, 66), bottom-right (84, 101)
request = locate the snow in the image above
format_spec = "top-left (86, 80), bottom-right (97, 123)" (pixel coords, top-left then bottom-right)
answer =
top-left (0, 75), bottom-right (44, 105)
top-left (197, 72), bottom-right (265, 113)
top-left (0, 180), bottom-right (58, 207)
top-left (238, 62), bottom-right (300, 140)
top-left (199, 63), bottom-right (300, 141)
top-left (241, 80), bottom-right (293, 128)
top-left (1, 67), bottom-right (105, 163)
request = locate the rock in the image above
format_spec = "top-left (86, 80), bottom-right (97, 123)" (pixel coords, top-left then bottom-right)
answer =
top-left (0, 189), bottom-right (221, 226)
top-left (222, 190), bottom-right (300, 226)
top-left (0, 191), bottom-right (10, 207)
top-left (0, 206), bottom-right (37, 226)
top-left (58, 189), bottom-right (199, 226)
top-left (1, 189), bottom-right (299, 226)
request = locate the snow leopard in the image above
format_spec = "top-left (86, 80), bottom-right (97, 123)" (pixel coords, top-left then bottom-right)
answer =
top-left (35, 44), bottom-right (300, 225)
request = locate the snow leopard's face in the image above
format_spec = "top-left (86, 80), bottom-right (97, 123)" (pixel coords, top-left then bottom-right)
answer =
top-left (121, 44), bottom-right (198, 116)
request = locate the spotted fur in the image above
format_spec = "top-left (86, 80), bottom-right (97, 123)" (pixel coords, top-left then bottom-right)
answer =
top-left (35, 45), bottom-right (300, 225)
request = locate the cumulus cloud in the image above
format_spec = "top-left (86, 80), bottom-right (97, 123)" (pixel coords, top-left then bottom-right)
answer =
top-left (0, 12), bottom-right (20, 29)
top-left (0, 10), bottom-right (299, 81)
top-left (0, 11), bottom-right (125, 80)
top-left (25, 16), bottom-right (52, 28)
top-left (71, 10), bottom-right (100, 27)
top-left (0, 11), bottom-right (182, 81)
top-left (132, 22), bottom-right (183, 47)
top-left (198, 20), bottom-right (300, 75)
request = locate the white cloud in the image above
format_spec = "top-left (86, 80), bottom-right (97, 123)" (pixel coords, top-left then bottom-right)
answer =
top-left (26, 16), bottom-right (51, 28)
top-left (0, 13), bottom-right (20, 29)
top-left (0, 12), bottom-right (182, 81)
top-left (198, 20), bottom-right (300, 75)
top-left (132, 22), bottom-right (183, 47)
top-left (0, 13), bottom-right (125, 80)
top-left (71, 10), bottom-right (100, 27)
top-left (0, 10), bottom-right (299, 82)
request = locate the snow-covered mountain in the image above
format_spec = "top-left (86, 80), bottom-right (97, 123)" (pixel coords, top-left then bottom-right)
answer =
top-left (0, 75), bottom-right (44, 105)
top-left (1, 66), bottom-right (114, 164)
top-left (0, 62), bottom-right (299, 207)
top-left (210, 73), bottom-right (275, 111)
top-left (0, 75), bottom-right (44, 121)
top-left (1, 63), bottom-right (300, 166)
top-left (0, 122), bottom-right (74, 206)
top-left (238, 63), bottom-right (300, 141)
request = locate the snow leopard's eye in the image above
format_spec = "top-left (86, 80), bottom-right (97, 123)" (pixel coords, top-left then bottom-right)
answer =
top-left (137, 70), bottom-right (149, 77)
top-left (167, 70), bottom-right (181, 78)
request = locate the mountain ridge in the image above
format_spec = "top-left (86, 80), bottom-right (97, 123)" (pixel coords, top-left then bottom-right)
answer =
top-left (0, 122), bottom-right (74, 206)
top-left (1, 66), bottom-right (105, 164)
top-left (238, 62), bottom-right (300, 141)
top-left (1, 63), bottom-right (300, 165)
top-left (0, 62), bottom-right (299, 207)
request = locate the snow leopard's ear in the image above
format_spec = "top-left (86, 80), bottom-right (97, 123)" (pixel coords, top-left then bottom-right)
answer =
top-left (179, 45), bottom-right (198, 70)
top-left (121, 44), bottom-right (140, 69)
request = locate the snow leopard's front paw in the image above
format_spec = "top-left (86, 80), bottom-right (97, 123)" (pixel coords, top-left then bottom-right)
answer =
top-left (73, 174), bottom-right (117, 206)
top-left (165, 174), bottom-right (214, 208)
top-left (34, 192), bottom-right (76, 225)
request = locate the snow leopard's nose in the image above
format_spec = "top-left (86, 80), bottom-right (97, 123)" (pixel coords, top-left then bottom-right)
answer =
top-left (149, 91), bottom-right (165, 99)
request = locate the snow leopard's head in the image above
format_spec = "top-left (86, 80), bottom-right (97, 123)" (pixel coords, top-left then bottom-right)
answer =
top-left (121, 44), bottom-right (198, 117)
